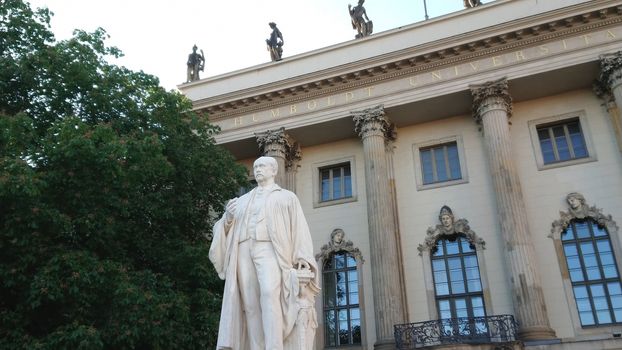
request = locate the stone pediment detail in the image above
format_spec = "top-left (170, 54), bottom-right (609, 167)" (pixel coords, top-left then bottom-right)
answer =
top-left (315, 229), bottom-right (364, 263)
top-left (197, 5), bottom-right (622, 119)
top-left (550, 192), bottom-right (619, 240)
top-left (418, 206), bottom-right (485, 255)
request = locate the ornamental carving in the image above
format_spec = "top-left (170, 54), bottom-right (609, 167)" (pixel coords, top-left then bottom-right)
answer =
top-left (352, 104), bottom-right (391, 139)
top-left (315, 228), bottom-right (364, 263)
top-left (418, 205), bottom-right (485, 255)
top-left (470, 77), bottom-right (513, 124)
top-left (594, 51), bottom-right (622, 97)
top-left (255, 127), bottom-right (301, 167)
top-left (550, 192), bottom-right (619, 240)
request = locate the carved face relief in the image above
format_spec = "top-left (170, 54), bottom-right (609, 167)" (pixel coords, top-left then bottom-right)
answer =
top-left (441, 214), bottom-right (454, 230)
top-left (567, 196), bottom-right (583, 210)
top-left (331, 229), bottom-right (345, 245)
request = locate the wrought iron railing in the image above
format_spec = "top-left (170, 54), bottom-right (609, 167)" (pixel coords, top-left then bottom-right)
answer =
top-left (394, 314), bottom-right (518, 349)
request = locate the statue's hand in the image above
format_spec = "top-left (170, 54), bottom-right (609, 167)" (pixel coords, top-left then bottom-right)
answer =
top-left (296, 259), bottom-right (310, 270)
top-left (225, 198), bottom-right (238, 223)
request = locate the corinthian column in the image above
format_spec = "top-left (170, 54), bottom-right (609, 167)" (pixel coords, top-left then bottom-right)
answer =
top-left (255, 127), bottom-right (300, 192)
top-left (351, 105), bottom-right (406, 350)
top-left (595, 51), bottom-right (622, 154)
top-left (470, 78), bottom-right (556, 340)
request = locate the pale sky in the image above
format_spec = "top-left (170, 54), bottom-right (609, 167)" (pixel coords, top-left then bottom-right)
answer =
top-left (27, 0), bottom-right (488, 91)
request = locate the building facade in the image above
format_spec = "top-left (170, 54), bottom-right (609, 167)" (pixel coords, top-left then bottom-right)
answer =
top-left (180, 1), bottom-right (622, 349)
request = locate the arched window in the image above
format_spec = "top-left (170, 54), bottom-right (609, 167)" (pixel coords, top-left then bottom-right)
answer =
top-left (561, 219), bottom-right (621, 326)
top-left (432, 235), bottom-right (486, 322)
top-left (316, 229), bottom-right (365, 348)
top-left (550, 192), bottom-right (622, 332)
top-left (323, 251), bottom-right (361, 346)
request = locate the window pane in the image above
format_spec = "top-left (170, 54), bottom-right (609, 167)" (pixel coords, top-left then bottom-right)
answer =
top-left (351, 308), bottom-right (361, 344)
top-left (338, 309), bottom-right (349, 345)
top-left (593, 225), bottom-right (607, 237)
top-left (553, 125), bottom-right (571, 161)
top-left (325, 311), bottom-right (336, 346)
top-left (347, 269), bottom-right (358, 282)
top-left (432, 259), bottom-right (446, 272)
top-left (344, 165), bottom-right (352, 198)
top-left (454, 298), bottom-right (468, 318)
top-left (336, 272), bottom-right (347, 306)
top-left (347, 255), bottom-right (357, 268)
top-left (324, 272), bottom-right (336, 307)
top-left (574, 222), bottom-right (590, 239)
top-left (321, 170), bottom-right (330, 201)
top-left (538, 128), bottom-right (556, 163)
top-left (421, 149), bottom-right (434, 184)
top-left (446, 241), bottom-right (459, 255)
top-left (335, 254), bottom-right (345, 269)
top-left (435, 283), bottom-right (450, 296)
top-left (333, 168), bottom-right (342, 199)
top-left (567, 121), bottom-right (587, 158)
top-left (447, 144), bottom-right (462, 180)
top-left (561, 228), bottom-right (574, 241)
top-left (461, 239), bottom-right (474, 253)
top-left (434, 148), bottom-right (449, 182)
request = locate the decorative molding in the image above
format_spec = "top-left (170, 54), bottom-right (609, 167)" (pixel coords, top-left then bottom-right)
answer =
top-left (194, 5), bottom-right (622, 119)
top-left (315, 228), bottom-right (364, 263)
top-left (595, 51), bottom-right (622, 97)
top-left (418, 205), bottom-right (485, 255)
top-left (470, 77), bottom-right (512, 124)
top-left (352, 104), bottom-right (391, 139)
top-left (255, 127), bottom-right (301, 168)
top-left (550, 192), bottom-right (619, 240)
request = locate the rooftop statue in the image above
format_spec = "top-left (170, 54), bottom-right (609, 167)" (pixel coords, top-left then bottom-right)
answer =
top-left (464, 0), bottom-right (482, 8)
top-left (266, 22), bottom-right (284, 62)
top-left (186, 45), bottom-right (205, 83)
top-left (349, 0), bottom-right (373, 39)
top-left (209, 156), bottom-right (319, 350)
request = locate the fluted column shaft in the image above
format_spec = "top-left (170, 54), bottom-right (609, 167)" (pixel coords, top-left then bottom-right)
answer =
top-left (352, 105), bottom-right (406, 349)
top-left (471, 79), bottom-right (556, 340)
top-left (597, 51), bottom-right (622, 154)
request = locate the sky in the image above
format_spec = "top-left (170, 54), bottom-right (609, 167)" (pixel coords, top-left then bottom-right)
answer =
top-left (27, 0), bottom-right (488, 91)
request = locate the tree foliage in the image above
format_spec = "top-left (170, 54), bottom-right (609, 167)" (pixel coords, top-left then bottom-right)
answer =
top-left (0, 1), bottom-right (247, 348)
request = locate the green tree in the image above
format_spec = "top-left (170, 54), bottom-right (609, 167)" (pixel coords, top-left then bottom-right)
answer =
top-left (0, 1), bottom-right (247, 348)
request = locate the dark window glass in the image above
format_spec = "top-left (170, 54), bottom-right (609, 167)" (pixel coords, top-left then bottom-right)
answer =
top-left (431, 236), bottom-right (486, 335)
top-left (323, 252), bottom-right (361, 346)
top-left (537, 119), bottom-right (588, 164)
top-left (320, 163), bottom-right (353, 202)
top-left (562, 219), bottom-right (622, 326)
top-left (420, 142), bottom-right (462, 185)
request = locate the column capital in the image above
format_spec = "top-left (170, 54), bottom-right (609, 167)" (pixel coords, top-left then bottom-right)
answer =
top-left (352, 105), bottom-right (392, 139)
top-left (255, 127), bottom-right (301, 169)
top-left (470, 78), bottom-right (512, 124)
top-left (596, 51), bottom-right (622, 96)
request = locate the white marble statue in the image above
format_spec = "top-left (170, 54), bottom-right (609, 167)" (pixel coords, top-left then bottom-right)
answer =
top-left (209, 156), bottom-right (319, 350)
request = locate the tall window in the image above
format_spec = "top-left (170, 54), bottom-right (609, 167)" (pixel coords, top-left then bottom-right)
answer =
top-left (432, 236), bottom-right (485, 325)
top-left (320, 163), bottom-right (352, 202)
top-left (536, 119), bottom-right (588, 165)
top-left (562, 219), bottom-right (622, 326)
top-left (323, 252), bottom-right (361, 347)
top-left (420, 142), bottom-right (462, 185)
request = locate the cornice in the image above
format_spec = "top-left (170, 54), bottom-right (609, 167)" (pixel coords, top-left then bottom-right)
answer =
top-left (194, 3), bottom-right (622, 120)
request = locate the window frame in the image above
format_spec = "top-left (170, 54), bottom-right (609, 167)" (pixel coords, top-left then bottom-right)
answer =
top-left (413, 136), bottom-right (468, 191)
top-left (561, 219), bottom-right (622, 327)
top-left (312, 157), bottom-right (357, 208)
top-left (322, 252), bottom-right (362, 347)
top-left (528, 111), bottom-right (597, 171)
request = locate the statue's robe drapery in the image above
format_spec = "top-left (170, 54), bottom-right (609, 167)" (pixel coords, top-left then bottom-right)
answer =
top-left (209, 185), bottom-right (319, 350)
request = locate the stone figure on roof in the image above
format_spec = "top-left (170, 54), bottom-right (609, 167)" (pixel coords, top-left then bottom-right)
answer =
top-left (266, 22), bottom-right (284, 61)
top-left (186, 44), bottom-right (205, 83)
top-left (209, 156), bottom-right (319, 349)
top-left (464, 0), bottom-right (482, 8)
top-left (349, 0), bottom-right (373, 39)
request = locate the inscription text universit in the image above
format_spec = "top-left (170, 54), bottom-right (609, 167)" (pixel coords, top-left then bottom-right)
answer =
top-left (216, 27), bottom-right (620, 131)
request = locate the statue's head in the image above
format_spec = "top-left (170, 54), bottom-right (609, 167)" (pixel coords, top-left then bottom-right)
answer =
top-left (253, 156), bottom-right (278, 184)
top-left (269, 22), bottom-right (277, 29)
top-left (358, 0), bottom-right (365, 5)
top-left (331, 228), bottom-right (345, 245)
top-left (566, 192), bottom-right (586, 210)
top-left (439, 205), bottom-right (454, 229)
top-left (192, 44), bottom-right (197, 52)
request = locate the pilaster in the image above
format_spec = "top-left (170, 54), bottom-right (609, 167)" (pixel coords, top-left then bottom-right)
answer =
top-left (255, 127), bottom-right (300, 192)
top-left (470, 78), bottom-right (556, 340)
top-left (352, 105), bottom-right (406, 349)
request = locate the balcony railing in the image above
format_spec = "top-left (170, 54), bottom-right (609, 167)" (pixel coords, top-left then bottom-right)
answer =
top-left (394, 314), bottom-right (518, 349)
